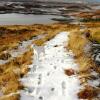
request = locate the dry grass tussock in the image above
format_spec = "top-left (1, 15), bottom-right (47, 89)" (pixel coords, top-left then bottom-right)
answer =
top-left (0, 49), bottom-right (33, 100)
top-left (68, 26), bottom-right (100, 99)
top-left (89, 27), bottom-right (100, 43)
top-left (83, 22), bottom-right (100, 42)
top-left (68, 30), bottom-right (94, 72)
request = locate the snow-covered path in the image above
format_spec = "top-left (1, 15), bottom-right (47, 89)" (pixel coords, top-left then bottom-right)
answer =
top-left (20, 32), bottom-right (81, 100)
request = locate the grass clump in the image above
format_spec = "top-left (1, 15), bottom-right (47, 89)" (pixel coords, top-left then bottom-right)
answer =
top-left (68, 26), bottom-right (100, 99)
top-left (68, 31), bottom-right (94, 72)
top-left (90, 28), bottom-right (100, 43)
top-left (0, 49), bottom-right (33, 100)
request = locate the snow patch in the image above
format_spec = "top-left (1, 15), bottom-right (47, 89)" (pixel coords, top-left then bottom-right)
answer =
top-left (20, 32), bottom-right (81, 100)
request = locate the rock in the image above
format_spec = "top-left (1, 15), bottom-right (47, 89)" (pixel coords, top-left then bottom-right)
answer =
top-left (64, 69), bottom-right (75, 76)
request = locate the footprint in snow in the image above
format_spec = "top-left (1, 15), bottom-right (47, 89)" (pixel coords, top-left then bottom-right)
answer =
top-left (32, 65), bottom-right (37, 72)
top-left (47, 72), bottom-right (50, 76)
top-left (54, 66), bottom-right (57, 69)
top-left (38, 74), bottom-right (42, 85)
top-left (62, 81), bottom-right (66, 95)
top-left (50, 63), bottom-right (53, 65)
top-left (39, 96), bottom-right (43, 100)
top-left (28, 87), bottom-right (35, 93)
top-left (51, 87), bottom-right (55, 92)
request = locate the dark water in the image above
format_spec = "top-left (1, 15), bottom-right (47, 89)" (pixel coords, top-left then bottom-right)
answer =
top-left (0, 13), bottom-right (63, 25)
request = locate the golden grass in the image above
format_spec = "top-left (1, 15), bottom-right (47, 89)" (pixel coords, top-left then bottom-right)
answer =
top-left (0, 94), bottom-right (20, 100)
top-left (68, 31), bottom-right (88, 55)
top-left (68, 31), bottom-right (95, 72)
top-left (0, 49), bottom-right (33, 100)
top-left (68, 27), bottom-right (100, 99)
top-left (90, 28), bottom-right (100, 43)
top-left (0, 23), bottom-right (79, 48)
top-left (0, 72), bottom-right (22, 94)
top-left (83, 22), bottom-right (100, 28)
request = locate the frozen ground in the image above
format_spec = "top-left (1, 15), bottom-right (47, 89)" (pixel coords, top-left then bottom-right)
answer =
top-left (20, 32), bottom-right (81, 100)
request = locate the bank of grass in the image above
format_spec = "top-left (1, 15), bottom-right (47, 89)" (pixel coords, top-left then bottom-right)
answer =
top-left (68, 26), bottom-right (100, 99)
top-left (68, 30), bottom-right (94, 72)
top-left (0, 48), bottom-right (33, 100)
